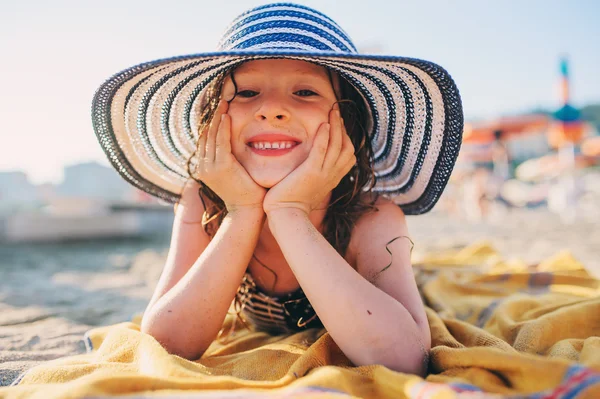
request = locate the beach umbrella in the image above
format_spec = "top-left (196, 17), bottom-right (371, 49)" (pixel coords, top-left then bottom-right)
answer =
top-left (546, 57), bottom-right (589, 222)
top-left (547, 58), bottom-right (586, 148)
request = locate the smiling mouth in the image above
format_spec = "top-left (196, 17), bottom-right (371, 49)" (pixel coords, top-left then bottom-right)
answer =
top-left (247, 141), bottom-right (300, 156)
top-left (247, 141), bottom-right (299, 150)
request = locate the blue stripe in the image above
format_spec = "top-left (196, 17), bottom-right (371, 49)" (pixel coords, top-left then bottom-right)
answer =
top-left (476, 299), bottom-right (502, 328)
top-left (564, 364), bottom-right (586, 380)
top-left (9, 370), bottom-right (28, 386)
top-left (563, 374), bottom-right (600, 399)
top-left (83, 331), bottom-right (94, 352)
top-left (227, 9), bottom-right (342, 38)
top-left (526, 272), bottom-right (553, 295)
top-left (231, 3), bottom-right (342, 33)
top-left (448, 383), bottom-right (482, 392)
top-left (222, 20), bottom-right (352, 53)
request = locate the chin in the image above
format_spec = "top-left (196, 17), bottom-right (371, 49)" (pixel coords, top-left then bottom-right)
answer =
top-left (248, 170), bottom-right (291, 189)
top-left (252, 175), bottom-right (285, 189)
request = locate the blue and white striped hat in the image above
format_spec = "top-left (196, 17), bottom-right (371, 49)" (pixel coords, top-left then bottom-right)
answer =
top-left (92, 3), bottom-right (463, 215)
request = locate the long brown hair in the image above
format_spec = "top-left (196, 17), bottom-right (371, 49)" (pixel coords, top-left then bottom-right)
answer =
top-left (185, 61), bottom-right (379, 260)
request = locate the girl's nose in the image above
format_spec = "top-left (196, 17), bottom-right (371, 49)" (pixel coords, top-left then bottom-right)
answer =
top-left (255, 95), bottom-right (290, 122)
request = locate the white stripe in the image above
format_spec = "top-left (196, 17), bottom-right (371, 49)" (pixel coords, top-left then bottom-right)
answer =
top-left (248, 304), bottom-right (283, 314)
top-left (168, 58), bottom-right (241, 158)
top-left (223, 27), bottom-right (344, 52)
top-left (244, 307), bottom-right (286, 321)
top-left (121, 53), bottom-right (451, 209)
top-left (123, 64), bottom-right (186, 182)
top-left (339, 62), bottom-right (410, 170)
top-left (244, 41), bottom-right (322, 52)
top-left (299, 57), bottom-right (445, 203)
top-left (151, 59), bottom-right (236, 175)
top-left (315, 58), bottom-right (396, 159)
top-left (374, 64), bottom-right (446, 201)
top-left (222, 5), bottom-right (352, 46)
top-left (155, 63), bottom-right (207, 166)
top-left (373, 66), bottom-right (427, 179)
top-left (224, 15), bottom-right (355, 53)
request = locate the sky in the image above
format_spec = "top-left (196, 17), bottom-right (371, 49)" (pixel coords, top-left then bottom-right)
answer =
top-left (1, 0), bottom-right (599, 185)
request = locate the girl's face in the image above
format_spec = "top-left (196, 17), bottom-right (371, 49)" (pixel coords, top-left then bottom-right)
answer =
top-left (221, 59), bottom-right (339, 188)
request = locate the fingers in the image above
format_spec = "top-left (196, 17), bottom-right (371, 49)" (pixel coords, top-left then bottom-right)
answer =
top-left (307, 122), bottom-right (330, 168)
top-left (196, 124), bottom-right (208, 161)
top-left (215, 114), bottom-right (231, 162)
top-left (342, 150), bottom-right (357, 175)
top-left (339, 125), bottom-right (356, 166)
top-left (323, 107), bottom-right (343, 170)
top-left (205, 100), bottom-right (229, 163)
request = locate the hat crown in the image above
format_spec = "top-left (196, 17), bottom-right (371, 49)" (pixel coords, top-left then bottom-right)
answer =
top-left (217, 3), bottom-right (358, 54)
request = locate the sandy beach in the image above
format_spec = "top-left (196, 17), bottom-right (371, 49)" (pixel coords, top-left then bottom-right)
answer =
top-left (1, 204), bottom-right (599, 386)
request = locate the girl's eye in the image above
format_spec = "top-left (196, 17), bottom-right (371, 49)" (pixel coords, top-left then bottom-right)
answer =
top-left (295, 89), bottom-right (317, 97)
top-left (235, 89), bottom-right (318, 98)
top-left (236, 90), bottom-right (259, 98)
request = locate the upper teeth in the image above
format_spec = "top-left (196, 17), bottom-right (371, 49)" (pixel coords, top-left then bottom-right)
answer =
top-left (250, 141), bottom-right (296, 150)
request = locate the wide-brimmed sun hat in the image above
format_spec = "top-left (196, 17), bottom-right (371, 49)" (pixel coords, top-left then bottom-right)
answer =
top-left (91, 2), bottom-right (463, 215)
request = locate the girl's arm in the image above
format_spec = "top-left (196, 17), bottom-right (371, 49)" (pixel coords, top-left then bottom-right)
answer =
top-left (142, 101), bottom-right (267, 360)
top-left (266, 204), bottom-right (429, 376)
top-left (141, 183), bottom-right (265, 360)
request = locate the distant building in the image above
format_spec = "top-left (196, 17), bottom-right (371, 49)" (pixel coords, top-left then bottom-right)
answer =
top-left (0, 171), bottom-right (40, 213)
top-left (56, 162), bottom-right (136, 201)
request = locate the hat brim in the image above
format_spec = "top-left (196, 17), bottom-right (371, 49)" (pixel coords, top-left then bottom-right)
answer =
top-left (92, 50), bottom-right (463, 215)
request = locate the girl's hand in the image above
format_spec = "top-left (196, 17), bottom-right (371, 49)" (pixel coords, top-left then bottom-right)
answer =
top-left (191, 100), bottom-right (266, 213)
top-left (263, 106), bottom-right (356, 216)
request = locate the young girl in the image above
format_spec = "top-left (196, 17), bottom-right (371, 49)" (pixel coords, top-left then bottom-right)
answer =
top-left (91, 3), bottom-right (463, 377)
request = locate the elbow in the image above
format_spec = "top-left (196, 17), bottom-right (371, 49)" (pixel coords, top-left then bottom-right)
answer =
top-left (140, 313), bottom-right (206, 361)
top-left (392, 321), bottom-right (431, 376)
top-left (365, 344), bottom-right (430, 377)
top-left (360, 345), bottom-right (429, 377)
top-left (360, 320), bottom-right (431, 377)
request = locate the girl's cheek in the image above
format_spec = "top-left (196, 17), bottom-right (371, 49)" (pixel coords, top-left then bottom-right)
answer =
top-left (228, 107), bottom-right (248, 124)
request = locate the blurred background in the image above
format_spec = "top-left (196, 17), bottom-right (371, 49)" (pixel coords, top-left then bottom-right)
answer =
top-left (0, 0), bottom-right (599, 385)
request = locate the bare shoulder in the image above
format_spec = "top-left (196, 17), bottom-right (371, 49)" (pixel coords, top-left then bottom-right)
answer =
top-left (345, 194), bottom-right (409, 267)
top-left (353, 194), bottom-right (408, 234)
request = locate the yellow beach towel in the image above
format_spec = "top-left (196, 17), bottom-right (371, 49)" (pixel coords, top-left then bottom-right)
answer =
top-left (2, 241), bottom-right (599, 399)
